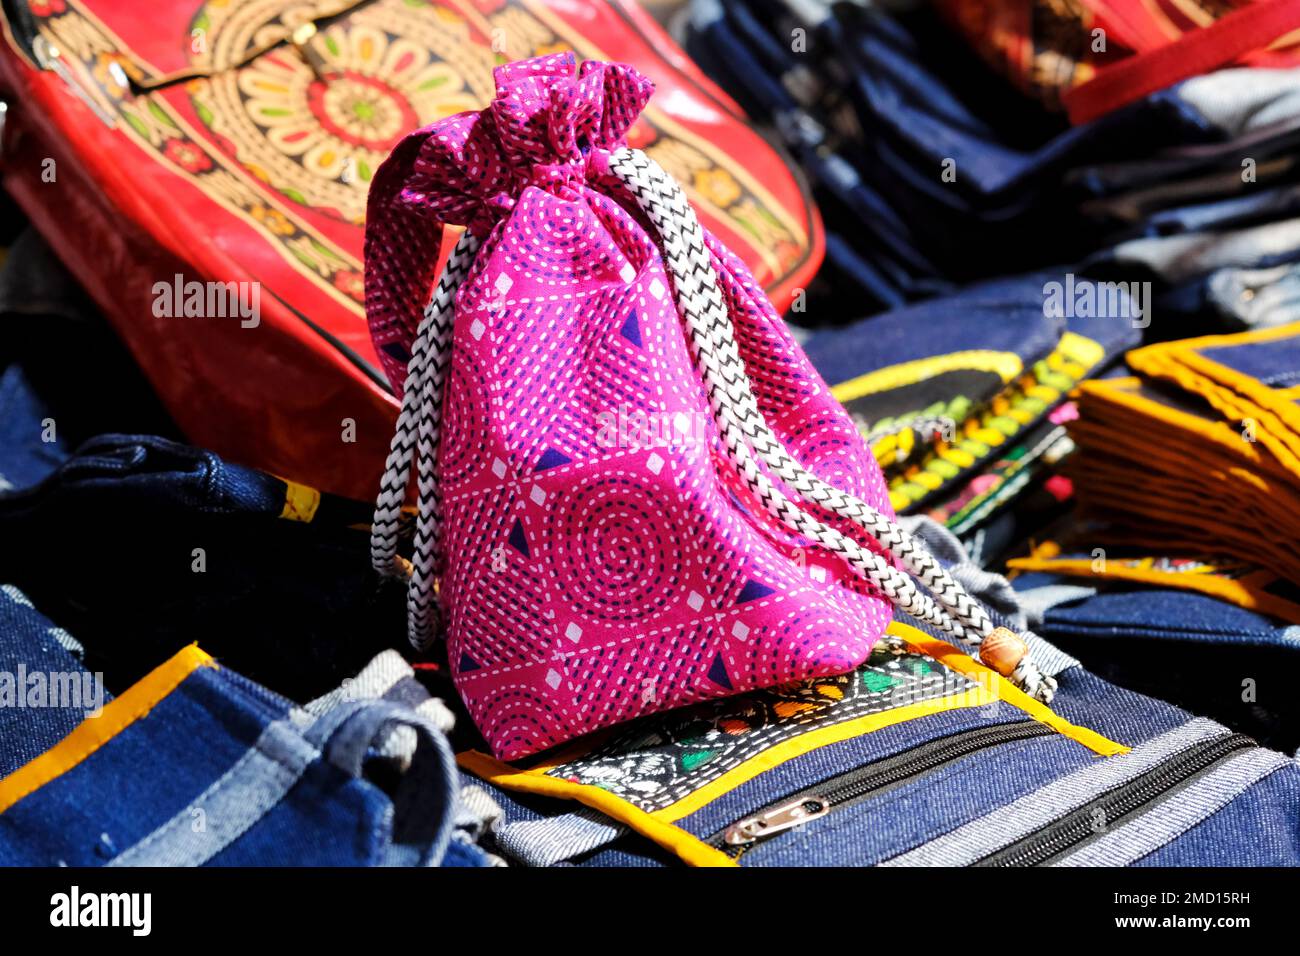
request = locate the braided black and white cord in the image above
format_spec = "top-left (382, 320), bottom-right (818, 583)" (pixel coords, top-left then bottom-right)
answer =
top-left (370, 231), bottom-right (480, 649)
top-left (607, 147), bottom-right (1056, 703)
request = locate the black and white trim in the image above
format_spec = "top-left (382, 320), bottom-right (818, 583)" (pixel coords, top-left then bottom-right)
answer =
top-left (370, 231), bottom-right (481, 650)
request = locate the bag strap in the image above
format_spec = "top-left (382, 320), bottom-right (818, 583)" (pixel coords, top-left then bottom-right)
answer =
top-left (1064, 0), bottom-right (1300, 125)
top-left (370, 231), bottom-right (479, 649)
top-left (370, 148), bottom-right (1057, 702)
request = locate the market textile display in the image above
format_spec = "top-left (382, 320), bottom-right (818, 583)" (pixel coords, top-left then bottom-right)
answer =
top-left (1, 0), bottom-right (1300, 868)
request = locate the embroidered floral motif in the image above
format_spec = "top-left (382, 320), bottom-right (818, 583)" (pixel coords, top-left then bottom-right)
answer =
top-left (545, 636), bottom-right (978, 813)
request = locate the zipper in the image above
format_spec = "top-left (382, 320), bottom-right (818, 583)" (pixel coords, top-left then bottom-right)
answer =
top-left (708, 721), bottom-right (1056, 858)
top-left (10, 0), bottom-right (377, 93)
top-left (126, 1), bottom-right (377, 92)
top-left (977, 732), bottom-right (1257, 867)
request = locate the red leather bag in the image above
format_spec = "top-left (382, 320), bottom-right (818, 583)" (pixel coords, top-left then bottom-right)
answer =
top-left (0, 0), bottom-right (821, 499)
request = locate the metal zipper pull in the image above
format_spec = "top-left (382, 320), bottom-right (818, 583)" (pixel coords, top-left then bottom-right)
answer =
top-left (32, 35), bottom-right (118, 129)
top-left (291, 22), bottom-right (335, 82)
top-left (723, 796), bottom-right (830, 846)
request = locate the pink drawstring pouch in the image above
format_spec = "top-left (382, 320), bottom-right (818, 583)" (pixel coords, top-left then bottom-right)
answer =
top-left (364, 54), bottom-right (1053, 761)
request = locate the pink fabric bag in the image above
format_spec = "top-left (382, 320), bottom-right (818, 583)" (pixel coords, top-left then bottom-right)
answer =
top-left (364, 54), bottom-right (1055, 760)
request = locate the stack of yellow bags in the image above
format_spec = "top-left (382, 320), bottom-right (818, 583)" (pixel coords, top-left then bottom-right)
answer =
top-left (1068, 322), bottom-right (1300, 584)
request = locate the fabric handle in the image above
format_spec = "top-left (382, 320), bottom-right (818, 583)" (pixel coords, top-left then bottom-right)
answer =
top-left (1064, 0), bottom-right (1300, 125)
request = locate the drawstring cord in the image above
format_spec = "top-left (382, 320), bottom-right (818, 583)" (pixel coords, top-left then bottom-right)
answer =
top-left (606, 148), bottom-right (1054, 702)
top-left (371, 231), bottom-right (480, 649)
top-left (369, 148), bottom-right (1057, 703)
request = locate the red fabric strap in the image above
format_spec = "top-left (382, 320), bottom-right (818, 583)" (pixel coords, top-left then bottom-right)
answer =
top-left (1064, 0), bottom-right (1300, 125)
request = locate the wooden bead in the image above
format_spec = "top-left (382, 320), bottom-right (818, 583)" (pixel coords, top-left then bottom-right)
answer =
top-left (980, 627), bottom-right (1028, 677)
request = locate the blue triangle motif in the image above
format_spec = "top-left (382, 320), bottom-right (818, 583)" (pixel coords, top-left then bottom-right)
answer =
top-left (536, 447), bottom-right (572, 471)
top-left (619, 311), bottom-right (642, 347)
top-left (507, 518), bottom-right (529, 557)
top-left (707, 653), bottom-right (733, 690)
top-left (736, 579), bottom-right (775, 604)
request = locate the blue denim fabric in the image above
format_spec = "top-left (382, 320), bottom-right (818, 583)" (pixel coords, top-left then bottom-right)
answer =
top-left (0, 433), bottom-right (402, 702)
top-left (691, 617), bottom-right (1300, 865)
top-left (686, 1), bottom-right (1300, 334)
top-left (801, 273), bottom-right (1066, 392)
top-left (1014, 572), bottom-right (1300, 753)
top-left (803, 272), bottom-right (1136, 530)
top-left (684, 1), bottom-right (1248, 309)
top-left (1110, 182), bottom-right (1300, 239)
top-left (468, 639), bottom-right (1300, 865)
top-left (804, 272), bottom-right (1139, 400)
top-left (1142, 262), bottom-right (1300, 332)
top-left (1015, 571), bottom-right (1300, 650)
top-left (1134, 767), bottom-right (1300, 866)
top-left (1200, 332), bottom-right (1300, 388)
top-left (0, 650), bottom-right (479, 867)
top-left (0, 230), bottom-right (402, 702)
top-left (703, 731), bottom-right (1091, 867)
top-left (462, 542), bottom-right (1300, 865)
top-left (0, 585), bottom-right (108, 777)
top-left (894, 610), bottom-right (1191, 751)
top-left (0, 366), bottom-right (66, 492)
top-left (1203, 264), bottom-right (1300, 328)
top-left (1097, 219), bottom-right (1300, 288)
top-left (0, 228), bottom-right (181, 478)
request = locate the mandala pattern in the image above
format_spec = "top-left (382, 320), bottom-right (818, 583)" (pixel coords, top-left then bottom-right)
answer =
top-left (548, 471), bottom-right (686, 624)
top-left (193, 0), bottom-right (495, 223)
top-left (543, 635), bottom-right (979, 814)
top-left (370, 56), bottom-right (896, 759)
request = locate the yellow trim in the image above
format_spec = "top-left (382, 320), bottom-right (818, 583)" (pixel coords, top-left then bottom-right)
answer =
top-left (830, 351), bottom-right (1024, 405)
top-left (459, 621), bottom-right (1127, 866)
top-left (1179, 347), bottom-right (1300, 448)
top-left (1128, 324), bottom-right (1300, 472)
top-left (649, 687), bottom-right (993, 822)
top-left (885, 622), bottom-right (1128, 757)
top-left (0, 646), bottom-right (217, 816)
top-left (279, 479), bottom-right (323, 523)
top-left (457, 751), bottom-right (739, 867)
top-left (1006, 554), bottom-right (1300, 626)
top-left (1074, 376), bottom-right (1283, 477)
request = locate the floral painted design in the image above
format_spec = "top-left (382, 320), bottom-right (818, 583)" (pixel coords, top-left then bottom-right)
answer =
top-left (27, 0), bottom-right (809, 323)
top-left (27, 0), bottom-right (66, 18)
top-left (90, 52), bottom-right (136, 99)
top-left (249, 204), bottom-right (295, 236)
top-left (194, 5), bottom-right (494, 224)
top-left (163, 137), bottom-right (214, 174)
top-left (693, 167), bottom-right (742, 208)
top-left (332, 269), bottom-right (365, 303)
